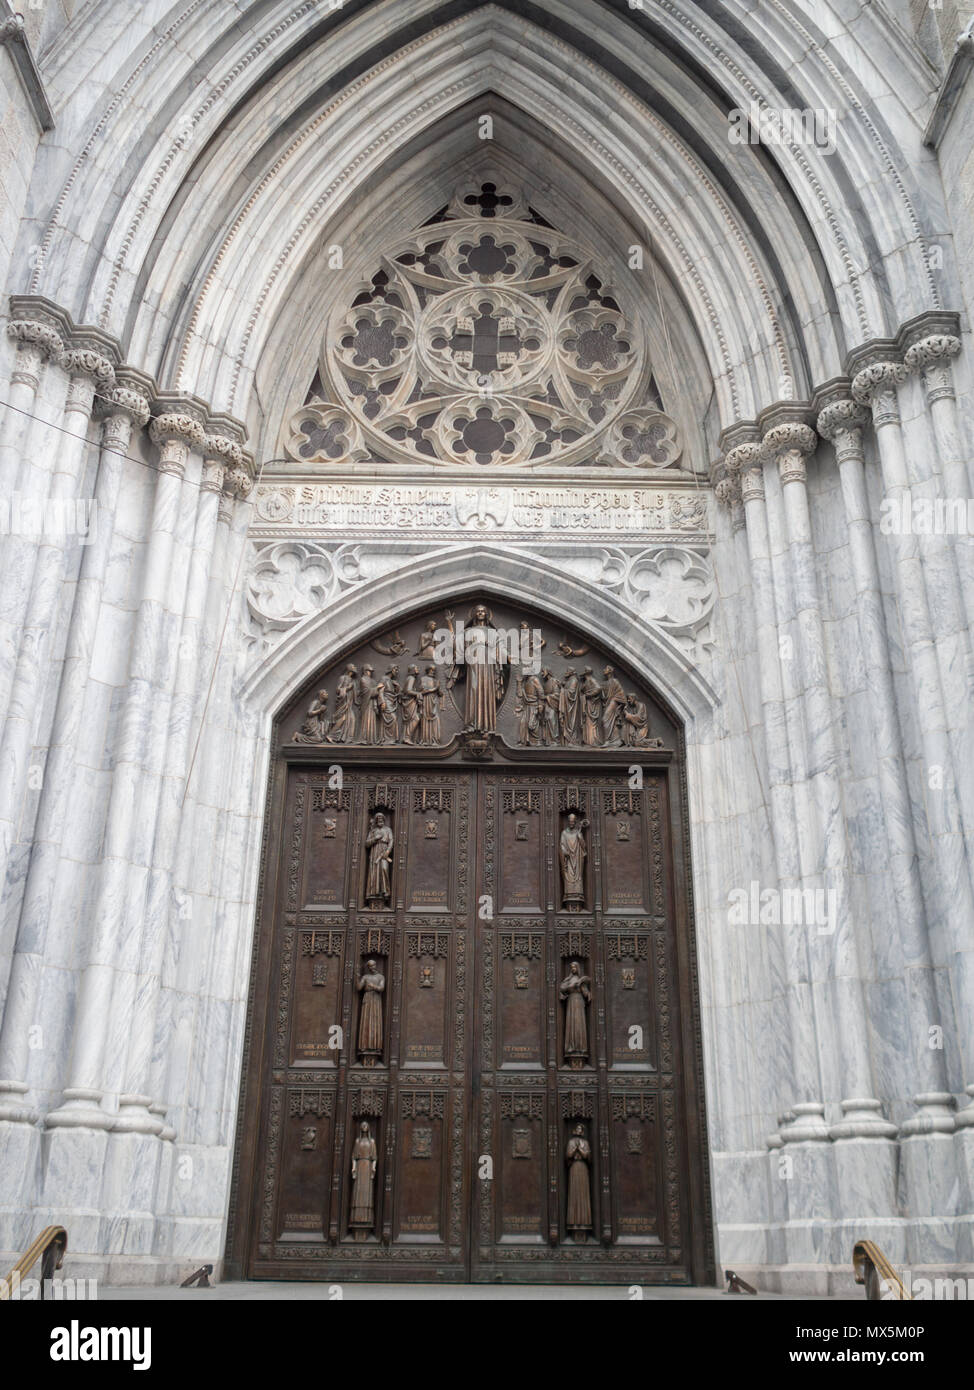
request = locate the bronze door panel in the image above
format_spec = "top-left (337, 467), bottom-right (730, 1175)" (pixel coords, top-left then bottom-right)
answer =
top-left (238, 762), bottom-right (710, 1283)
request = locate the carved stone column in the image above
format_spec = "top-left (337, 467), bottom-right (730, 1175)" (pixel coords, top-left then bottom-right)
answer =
top-left (0, 338), bottom-right (117, 902)
top-left (115, 430), bottom-right (242, 1139)
top-left (43, 409), bottom-right (206, 1155)
top-left (852, 352), bottom-right (974, 1109)
top-left (0, 375), bottom-right (152, 1130)
top-left (761, 410), bottom-right (880, 1106)
top-left (720, 434), bottom-right (820, 1119)
top-left (850, 350), bottom-right (970, 1254)
top-left (902, 327), bottom-right (974, 628)
top-left (149, 458), bottom-right (255, 1156)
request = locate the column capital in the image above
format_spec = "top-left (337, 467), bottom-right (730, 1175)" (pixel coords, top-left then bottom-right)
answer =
top-left (903, 333), bottom-right (962, 405)
top-left (723, 440), bottom-right (764, 475)
top-left (98, 379), bottom-right (152, 430)
top-left (149, 410), bottom-right (207, 478)
top-left (6, 314), bottom-right (64, 389)
top-left (761, 419), bottom-right (817, 486)
top-left (849, 344), bottom-right (908, 413)
top-left (815, 397), bottom-right (869, 443)
top-left (6, 314), bottom-right (64, 360)
top-left (149, 410), bottom-right (207, 451)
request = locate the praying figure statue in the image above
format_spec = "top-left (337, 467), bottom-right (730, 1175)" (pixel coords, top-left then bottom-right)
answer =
top-left (559, 960), bottom-right (592, 1067)
top-left (565, 1124), bottom-right (593, 1240)
top-left (294, 688), bottom-right (329, 743)
top-left (349, 1120), bottom-right (378, 1240)
top-left (364, 812), bottom-right (393, 906)
top-left (356, 958), bottom-right (385, 1064)
top-left (559, 812), bottom-right (589, 911)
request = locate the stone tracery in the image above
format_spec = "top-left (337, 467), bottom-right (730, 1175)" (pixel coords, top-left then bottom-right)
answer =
top-left (285, 182), bottom-right (683, 471)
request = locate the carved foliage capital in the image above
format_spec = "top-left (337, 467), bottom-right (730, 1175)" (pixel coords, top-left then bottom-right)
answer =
top-left (903, 334), bottom-right (961, 371)
top-left (7, 317), bottom-right (64, 368)
top-left (762, 422), bottom-right (816, 485)
top-left (816, 399), bottom-right (868, 446)
top-left (224, 466), bottom-right (254, 500)
top-left (60, 347), bottom-right (116, 387)
top-left (203, 433), bottom-right (244, 470)
top-left (149, 412), bottom-right (207, 451)
top-left (101, 384), bottom-right (152, 428)
top-left (851, 360), bottom-right (908, 408)
top-left (723, 441), bottom-right (763, 475)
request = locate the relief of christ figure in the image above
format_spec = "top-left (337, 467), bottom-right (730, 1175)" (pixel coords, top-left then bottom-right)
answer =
top-left (444, 604), bottom-right (505, 733)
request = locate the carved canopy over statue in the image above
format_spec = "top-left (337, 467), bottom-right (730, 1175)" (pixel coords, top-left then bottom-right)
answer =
top-left (283, 599), bottom-right (673, 756)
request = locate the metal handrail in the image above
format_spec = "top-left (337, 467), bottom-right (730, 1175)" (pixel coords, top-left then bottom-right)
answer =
top-left (1, 1226), bottom-right (68, 1300)
top-left (853, 1239), bottom-right (911, 1300)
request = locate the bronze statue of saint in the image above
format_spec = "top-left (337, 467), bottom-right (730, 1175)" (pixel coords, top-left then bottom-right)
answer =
top-left (356, 958), bottom-right (385, 1063)
top-left (541, 668), bottom-right (561, 745)
top-left (559, 666), bottom-right (580, 744)
top-left (565, 1123), bottom-right (593, 1239)
top-left (445, 604), bottom-right (504, 733)
top-left (358, 665), bottom-right (378, 744)
top-left (580, 667), bottom-right (602, 747)
top-left (294, 688), bottom-right (329, 743)
top-left (326, 665), bottom-right (358, 743)
top-left (418, 665), bottom-right (443, 745)
top-left (400, 665), bottom-right (421, 744)
top-left (559, 812), bottom-right (588, 911)
top-left (349, 1120), bottom-right (378, 1239)
top-left (601, 665), bottom-right (626, 747)
top-left (375, 679), bottom-right (399, 745)
top-left (364, 812), bottom-right (393, 906)
top-left (559, 960), bottom-right (592, 1066)
top-left (515, 670), bottom-right (545, 746)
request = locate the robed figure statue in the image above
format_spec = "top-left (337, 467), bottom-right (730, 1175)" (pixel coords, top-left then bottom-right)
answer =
top-left (364, 812), bottom-right (393, 906)
top-left (356, 958), bottom-right (385, 1064)
top-left (559, 812), bottom-right (588, 911)
top-left (446, 604), bottom-right (505, 733)
top-left (559, 960), bottom-right (592, 1067)
top-left (349, 1121), bottom-right (378, 1240)
top-left (565, 1124), bottom-right (593, 1240)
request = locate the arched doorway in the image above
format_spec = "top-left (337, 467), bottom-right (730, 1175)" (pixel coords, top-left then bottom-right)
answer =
top-left (227, 595), bottom-right (714, 1283)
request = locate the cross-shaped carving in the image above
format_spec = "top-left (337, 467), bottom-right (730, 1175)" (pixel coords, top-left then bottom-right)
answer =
top-left (463, 182), bottom-right (513, 217)
top-left (435, 302), bottom-right (524, 375)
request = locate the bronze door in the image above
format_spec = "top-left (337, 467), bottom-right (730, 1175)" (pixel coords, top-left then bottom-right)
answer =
top-left (470, 770), bottom-right (697, 1281)
top-left (238, 761), bottom-right (709, 1283)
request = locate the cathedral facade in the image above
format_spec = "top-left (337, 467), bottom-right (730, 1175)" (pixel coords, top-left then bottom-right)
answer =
top-left (1, 0), bottom-right (973, 1291)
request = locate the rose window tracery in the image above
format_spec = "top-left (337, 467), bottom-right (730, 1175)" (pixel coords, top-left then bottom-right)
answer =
top-left (286, 183), bottom-right (685, 470)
